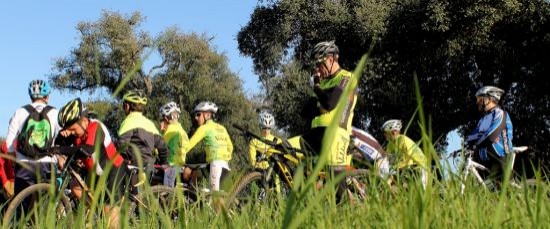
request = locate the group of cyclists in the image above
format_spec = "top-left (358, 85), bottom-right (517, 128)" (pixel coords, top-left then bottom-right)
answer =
top-left (0, 40), bottom-right (515, 226)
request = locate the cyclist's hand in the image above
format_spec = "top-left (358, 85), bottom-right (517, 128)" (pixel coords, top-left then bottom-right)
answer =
top-left (3, 180), bottom-right (14, 197)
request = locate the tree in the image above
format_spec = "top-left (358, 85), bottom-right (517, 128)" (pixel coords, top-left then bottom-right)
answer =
top-left (238, 0), bottom-right (550, 168)
top-left (49, 11), bottom-right (259, 168)
top-left (50, 10), bottom-right (153, 95)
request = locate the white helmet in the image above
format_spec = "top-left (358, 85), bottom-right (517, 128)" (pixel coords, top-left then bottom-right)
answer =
top-left (259, 112), bottom-right (275, 129)
top-left (311, 40), bottom-right (339, 62)
top-left (475, 86), bottom-right (504, 101)
top-left (194, 101), bottom-right (218, 113)
top-left (160, 101), bottom-right (181, 118)
top-left (381, 119), bottom-right (402, 132)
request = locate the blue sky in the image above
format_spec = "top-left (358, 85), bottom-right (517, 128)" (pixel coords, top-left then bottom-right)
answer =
top-left (0, 1), bottom-right (261, 136)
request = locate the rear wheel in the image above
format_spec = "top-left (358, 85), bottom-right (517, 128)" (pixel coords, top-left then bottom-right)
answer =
top-left (3, 183), bottom-right (72, 227)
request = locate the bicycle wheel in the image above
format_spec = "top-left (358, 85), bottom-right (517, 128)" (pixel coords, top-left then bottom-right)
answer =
top-left (3, 183), bottom-right (72, 228)
top-left (226, 172), bottom-right (266, 209)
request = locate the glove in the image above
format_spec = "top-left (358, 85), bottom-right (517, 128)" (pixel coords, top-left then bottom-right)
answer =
top-left (3, 180), bottom-right (14, 197)
top-left (309, 74), bottom-right (321, 88)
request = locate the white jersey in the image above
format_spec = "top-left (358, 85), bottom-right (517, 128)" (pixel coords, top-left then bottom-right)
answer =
top-left (351, 127), bottom-right (385, 161)
top-left (5, 102), bottom-right (60, 163)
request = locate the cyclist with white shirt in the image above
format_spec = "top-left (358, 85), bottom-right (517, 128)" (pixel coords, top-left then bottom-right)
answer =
top-left (4, 79), bottom-right (61, 196)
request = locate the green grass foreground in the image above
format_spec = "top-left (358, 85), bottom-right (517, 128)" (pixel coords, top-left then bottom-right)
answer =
top-left (2, 174), bottom-right (548, 229)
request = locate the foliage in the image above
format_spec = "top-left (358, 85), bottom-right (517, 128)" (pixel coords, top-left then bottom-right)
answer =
top-left (49, 11), bottom-right (259, 168)
top-left (50, 10), bottom-right (153, 95)
top-left (237, 0), bottom-right (550, 166)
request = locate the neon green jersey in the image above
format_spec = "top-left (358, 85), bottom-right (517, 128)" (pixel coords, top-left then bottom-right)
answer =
top-left (185, 120), bottom-right (233, 163)
top-left (385, 135), bottom-right (427, 169)
top-left (163, 122), bottom-right (189, 166)
top-left (311, 69), bottom-right (357, 132)
top-left (248, 133), bottom-right (281, 169)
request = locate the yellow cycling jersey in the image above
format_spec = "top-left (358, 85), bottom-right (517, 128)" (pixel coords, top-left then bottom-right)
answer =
top-left (311, 69), bottom-right (357, 132)
top-left (248, 133), bottom-right (281, 169)
top-left (185, 120), bottom-right (233, 163)
top-left (385, 135), bottom-right (427, 169)
top-left (163, 122), bottom-right (189, 166)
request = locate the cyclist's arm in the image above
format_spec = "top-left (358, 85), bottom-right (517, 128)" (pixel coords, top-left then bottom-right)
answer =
top-left (226, 130), bottom-right (233, 155)
top-left (475, 110), bottom-right (505, 145)
top-left (154, 134), bottom-right (169, 165)
top-left (184, 125), bottom-right (207, 153)
top-left (5, 109), bottom-right (25, 152)
top-left (313, 76), bottom-right (350, 111)
top-left (248, 140), bottom-right (257, 166)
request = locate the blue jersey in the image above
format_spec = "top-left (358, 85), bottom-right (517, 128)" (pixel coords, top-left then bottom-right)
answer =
top-left (467, 106), bottom-right (513, 160)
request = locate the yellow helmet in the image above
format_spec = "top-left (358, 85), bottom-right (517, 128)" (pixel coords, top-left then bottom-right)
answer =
top-left (122, 90), bottom-right (148, 105)
top-left (58, 98), bottom-right (84, 129)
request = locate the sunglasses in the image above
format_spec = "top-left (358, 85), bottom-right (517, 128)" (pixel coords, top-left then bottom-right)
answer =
top-left (195, 113), bottom-right (202, 118)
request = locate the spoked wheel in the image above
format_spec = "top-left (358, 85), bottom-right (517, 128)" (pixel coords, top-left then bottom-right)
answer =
top-left (2, 183), bottom-right (72, 228)
top-left (131, 185), bottom-right (185, 222)
top-left (226, 172), bottom-right (267, 210)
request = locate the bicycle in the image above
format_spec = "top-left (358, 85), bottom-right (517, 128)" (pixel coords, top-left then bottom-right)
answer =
top-left (227, 125), bottom-right (371, 209)
top-left (2, 149), bottom-right (180, 227)
top-left (449, 146), bottom-right (530, 194)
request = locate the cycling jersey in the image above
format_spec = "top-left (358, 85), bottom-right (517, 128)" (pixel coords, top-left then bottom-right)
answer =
top-left (185, 120), bottom-right (233, 163)
top-left (467, 106), bottom-right (513, 160)
top-left (248, 133), bottom-right (281, 169)
top-left (162, 122), bottom-right (189, 166)
top-left (118, 112), bottom-right (169, 167)
top-left (385, 135), bottom-right (427, 169)
top-left (311, 69), bottom-right (357, 131)
top-left (57, 119), bottom-right (125, 174)
top-left (308, 69), bottom-right (357, 166)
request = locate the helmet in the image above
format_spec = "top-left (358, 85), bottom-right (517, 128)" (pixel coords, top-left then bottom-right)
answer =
top-left (28, 79), bottom-right (51, 99)
top-left (475, 86), bottom-right (504, 101)
top-left (122, 90), bottom-right (147, 105)
top-left (194, 101), bottom-right (218, 113)
top-left (381, 119), bottom-right (402, 132)
top-left (58, 98), bottom-right (84, 129)
top-left (259, 112), bottom-right (275, 129)
top-left (160, 101), bottom-right (181, 117)
top-left (311, 41), bottom-right (339, 63)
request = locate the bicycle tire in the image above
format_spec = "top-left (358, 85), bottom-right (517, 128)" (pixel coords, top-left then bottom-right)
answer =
top-left (226, 172), bottom-right (265, 209)
top-left (3, 183), bottom-right (72, 228)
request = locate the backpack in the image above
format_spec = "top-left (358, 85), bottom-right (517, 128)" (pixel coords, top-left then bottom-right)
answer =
top-left (16, 105), bottom-right (54, 158)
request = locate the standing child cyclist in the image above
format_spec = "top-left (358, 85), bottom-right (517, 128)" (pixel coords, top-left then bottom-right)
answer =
top-left (159, 101), bottom-right (191, 187)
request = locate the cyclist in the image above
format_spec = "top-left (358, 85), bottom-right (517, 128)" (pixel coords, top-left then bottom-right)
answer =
top-left (289, 41), bottom-right (358, 201)
top-left (248, 111), bottom-right (283, 192)
top-left (184, 101), bottom-right (233, 192)
top-left (55, 98), bottom-right (127, 229)
top-left (118, 90), bottom-right (169, 172)
top-left (159, 101), bottom-right (191, 187)
top-left (1, 141), bottom-right (15, 198)
top-left (248, 112), bottom-right (281, 169)
top-left (381, 119), bottom-right (428, 188)
top-left (4, 79), bottom-right (60, 196)
top-left (466, 86), bottom-right (513, 184)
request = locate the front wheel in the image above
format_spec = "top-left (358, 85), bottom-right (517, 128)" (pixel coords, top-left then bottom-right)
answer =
top-left (226, 172), bottom-right (266, 210)
top-left (2, 183), bottom-right (72, 228)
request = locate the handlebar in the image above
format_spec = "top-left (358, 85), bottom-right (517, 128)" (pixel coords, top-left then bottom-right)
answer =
top-left (233, 124), bottom-right (306, 155)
